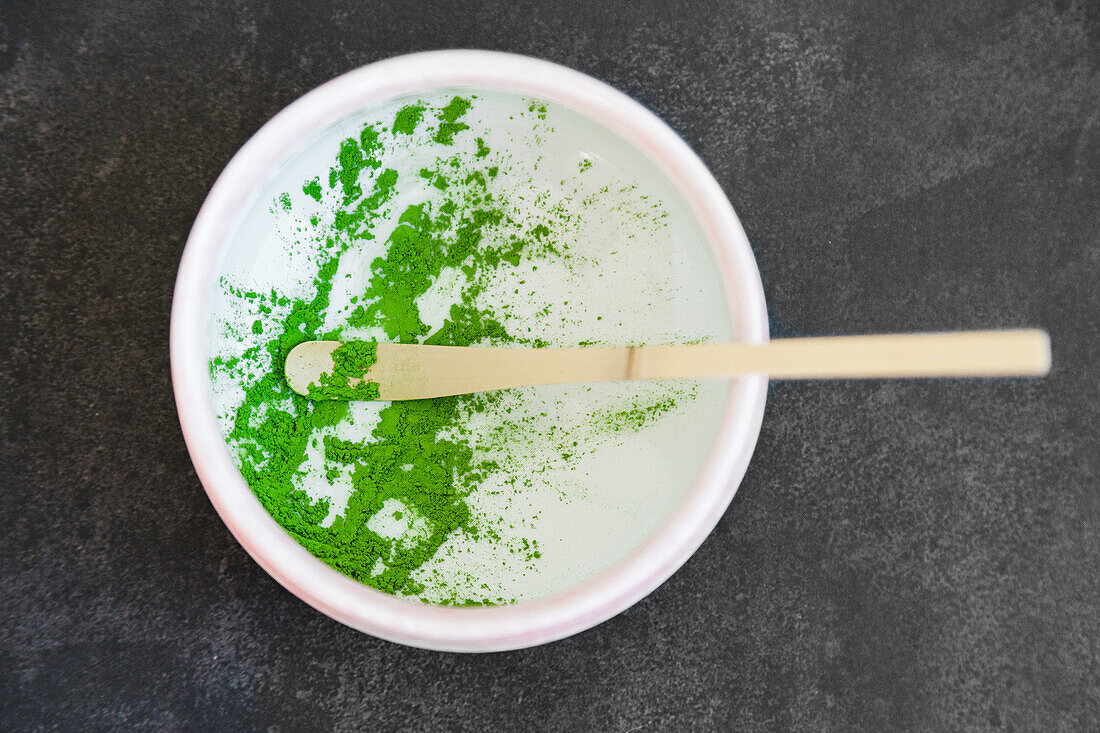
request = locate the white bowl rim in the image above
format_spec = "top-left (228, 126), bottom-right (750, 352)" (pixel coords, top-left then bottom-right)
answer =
top-left (170, 49), bottom-right (769, 652)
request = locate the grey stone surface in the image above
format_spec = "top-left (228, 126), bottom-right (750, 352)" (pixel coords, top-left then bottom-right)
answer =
top-left (1, 0), bottom-right (1098, 730)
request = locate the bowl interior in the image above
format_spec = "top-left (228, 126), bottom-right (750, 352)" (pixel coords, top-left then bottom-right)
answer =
top-left (209, 87), bottom-right (733, 602)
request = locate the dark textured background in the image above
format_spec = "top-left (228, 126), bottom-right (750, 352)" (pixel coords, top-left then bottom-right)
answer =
top-left (2, 0), bottom-right (1098, 730)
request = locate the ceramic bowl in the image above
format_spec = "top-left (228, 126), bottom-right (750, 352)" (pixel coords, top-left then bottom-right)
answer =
top-left (171, 50), bottom-right (768, 651)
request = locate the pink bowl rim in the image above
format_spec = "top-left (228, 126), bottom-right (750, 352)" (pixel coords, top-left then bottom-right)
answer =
top-left (170, 49), bottom-right (769, 652)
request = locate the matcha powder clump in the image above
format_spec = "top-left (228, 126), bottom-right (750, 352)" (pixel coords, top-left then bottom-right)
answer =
top-left (307, 341), bottom-right (381, 401)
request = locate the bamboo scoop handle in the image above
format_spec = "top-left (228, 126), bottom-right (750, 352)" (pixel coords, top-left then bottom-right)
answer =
top-left (286, 330), bottom-right (1050, 401)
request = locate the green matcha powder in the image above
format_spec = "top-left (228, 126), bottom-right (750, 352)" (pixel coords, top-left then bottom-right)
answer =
top-left (212, 96), bottom-right (687, 604)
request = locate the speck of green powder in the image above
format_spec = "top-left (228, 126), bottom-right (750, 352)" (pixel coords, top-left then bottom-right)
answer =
top-left (392, 104), bottom-right (425, 135)
top-left (303, 178), bottom-right (322, 202)
top-left (433, 96), bottom-right (471, 145)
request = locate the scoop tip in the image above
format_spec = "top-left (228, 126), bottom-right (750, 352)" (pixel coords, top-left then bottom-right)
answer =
top-left (284, 340), bottom-right (342, 396)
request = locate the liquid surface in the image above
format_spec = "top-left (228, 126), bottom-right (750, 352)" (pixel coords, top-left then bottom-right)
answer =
top-left (208, 90), bottom-right (732, 604)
